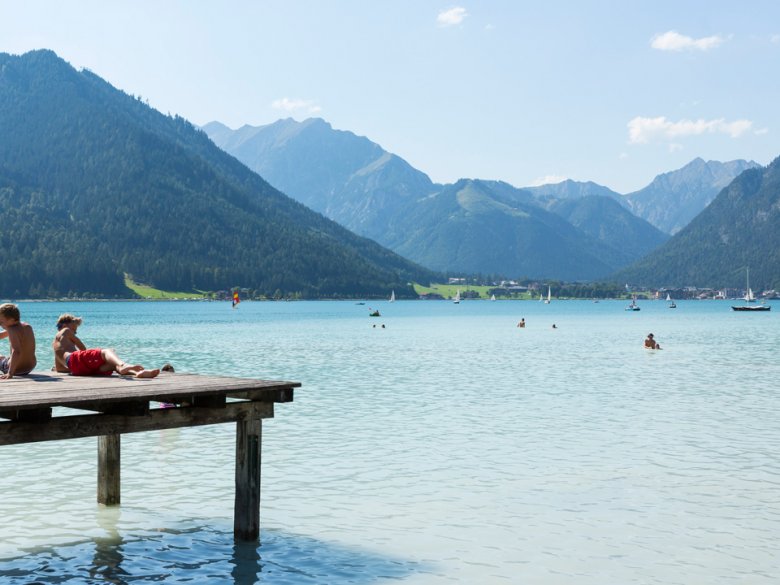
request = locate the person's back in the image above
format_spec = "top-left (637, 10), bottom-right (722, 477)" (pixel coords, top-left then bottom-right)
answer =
top-left (0, 303), bottom-right (37, 378)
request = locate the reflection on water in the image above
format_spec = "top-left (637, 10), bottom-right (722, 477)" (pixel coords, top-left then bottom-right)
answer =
top-left (91, 507), bottom-right (126, 583)
top-left (0, 524), bottom-right (423, 584)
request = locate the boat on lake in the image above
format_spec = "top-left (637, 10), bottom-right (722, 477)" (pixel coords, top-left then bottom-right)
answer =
top-left (732, 268), bottom-right (770, 311)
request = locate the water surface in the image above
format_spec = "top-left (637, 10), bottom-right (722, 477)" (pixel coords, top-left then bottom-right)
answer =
top-left (1, 299), bottom-right (778, 583)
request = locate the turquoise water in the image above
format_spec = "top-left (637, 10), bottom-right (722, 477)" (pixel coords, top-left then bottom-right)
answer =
top-left (1, 299), bottom-right (778, 584)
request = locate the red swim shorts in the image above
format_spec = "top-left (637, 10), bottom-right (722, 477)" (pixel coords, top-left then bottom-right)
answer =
top-left (67, 348), bottom-right (113, 376)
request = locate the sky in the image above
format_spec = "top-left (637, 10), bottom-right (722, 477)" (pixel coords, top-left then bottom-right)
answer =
top-left (1, 0), bottom-right (778, 193)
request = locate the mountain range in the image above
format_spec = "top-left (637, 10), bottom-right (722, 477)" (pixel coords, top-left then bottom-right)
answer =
top-left (0, 50), bottom-right (434, 298)
top-left (0, 49), bottom-right (773, 297)
top-left (622, 157), bottom-right (760, 234)
top-left (204, 119), bottom-right (679, 279)
top-left (615, 156), bottom-right (780, 290)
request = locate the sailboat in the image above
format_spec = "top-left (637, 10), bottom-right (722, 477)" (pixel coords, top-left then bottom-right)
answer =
top-left (544, 286), bottom-right (551, 304)
top-left (389, 290), bottom-right (395, 302)
top-left (732, 268), bottom-right (770, 311)
top-left (625, 295), bottom-right (640, 311)
top-left (453, 289), bottom-right (461, 304)
top-left (666, 293), bottom-right (676, 309)
top-left (490, 294), bottom-right (496, 301)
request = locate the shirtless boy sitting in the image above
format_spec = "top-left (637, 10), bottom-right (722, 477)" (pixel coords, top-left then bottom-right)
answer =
top-left (0, 303), bottom-right (37, 380)
top-left (53, 314), bottom-right (160, 378)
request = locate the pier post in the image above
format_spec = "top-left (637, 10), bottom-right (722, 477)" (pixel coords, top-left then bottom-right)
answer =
top-left (234, 417), bottom-right (262, 540)
top-left (97, 434), bottom-right (121, 505)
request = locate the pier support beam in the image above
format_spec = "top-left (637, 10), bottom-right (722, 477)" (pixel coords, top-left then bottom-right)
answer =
top-left (97, 434), bottom-right (121, 506)
top-left (234, 417), bottom-right (262, 540)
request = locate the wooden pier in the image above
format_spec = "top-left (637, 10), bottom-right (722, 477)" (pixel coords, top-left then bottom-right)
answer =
top-left (0, 371), bottom-right (299, 540)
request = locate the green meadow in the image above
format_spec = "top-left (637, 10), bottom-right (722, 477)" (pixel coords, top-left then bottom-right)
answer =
top-left (124, 276), bottom-right (206, 300)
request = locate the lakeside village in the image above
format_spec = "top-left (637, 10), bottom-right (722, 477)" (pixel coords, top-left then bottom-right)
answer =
top-left (415, 278), bottom-right (780, 302)
top-left (25, 279), bottom-right (777, 303)
top-left (122, 280), bottom-right (780, 302)
top-left (210, 281), bottom-right (780, 302)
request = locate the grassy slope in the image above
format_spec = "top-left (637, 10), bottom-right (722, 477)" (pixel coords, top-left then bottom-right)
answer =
top-left (124, 276), bottom-right (206, 299)
top-left (413, 283), bottom-right (527, 299)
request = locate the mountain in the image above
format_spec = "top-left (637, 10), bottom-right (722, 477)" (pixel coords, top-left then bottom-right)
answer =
top-left (522, 179), bottom-right (625, 209)
top-left (547, 196), bottom-right (669, 261)
top-left (624, 158), bottom-right (760, 234)
top-left (205, 120), bottom-right (666, 279)
top-left (614, 158), bottom-right (780, 289)
top-left (0, 50), bottom-right (435, 298)
top-left (386, 179), bottom-right (626, 280)
top-left (203, 118), bottom-right (438, 238)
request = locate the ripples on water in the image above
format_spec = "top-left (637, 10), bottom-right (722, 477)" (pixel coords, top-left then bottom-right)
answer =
top-left (1, 300), bottom-right (778, 583)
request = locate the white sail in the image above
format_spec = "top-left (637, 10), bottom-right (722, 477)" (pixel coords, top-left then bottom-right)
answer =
top-left (745, 268), bottom-right (756, 302)
top-left (453, 289), bottom-right (461, 304)
top-left (389, 290), bottom-right (395, 302)
top-left (544, 286), bottom-right (551, 304)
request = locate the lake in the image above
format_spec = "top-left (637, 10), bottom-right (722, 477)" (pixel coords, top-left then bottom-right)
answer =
top-left (1, 299), bottom-right (778, 584)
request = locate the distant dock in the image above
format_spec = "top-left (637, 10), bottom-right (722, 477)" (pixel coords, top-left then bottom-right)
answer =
top-left (0, 371), bottom-right (299, 540)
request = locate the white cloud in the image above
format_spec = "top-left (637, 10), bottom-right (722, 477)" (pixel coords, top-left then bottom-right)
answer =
top-left (755, 127), bottom-right (769, 135)
top-left (530, 175), bottom-right (567, 187)
top-left (669, 143), bottom-right (684, 153)
top-left (271, 97), bottom-right (322, 114)
top-left (651, 30), bottom-right (725, 51)
top-left (437, 7), bottom-right (468, 27)
top-left (619, 152), bottom-right (629, 160)
top-left (628, 116), bottom-right (753, 144)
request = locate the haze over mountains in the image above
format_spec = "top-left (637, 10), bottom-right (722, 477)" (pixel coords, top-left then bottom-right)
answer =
top-left (0, 50), bottom-right (433, 298)
top-left (205, 118), bottom-right (759, 281)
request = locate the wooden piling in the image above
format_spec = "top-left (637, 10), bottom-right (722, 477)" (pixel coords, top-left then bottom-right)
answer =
top-left (234, 417), bottom-right (262, 540)
top-left (97, 434), bottom-right (121, 505)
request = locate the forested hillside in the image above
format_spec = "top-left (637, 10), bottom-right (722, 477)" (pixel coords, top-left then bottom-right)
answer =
top-left (0, 50), bottom-right (434, 298)
top-left (624, 158), bottom-right (759, 234)
top-left (386, 179), bottom-right (623, 280)
top-left (548, 196), bottom-right (668, 261)
top-left (615, 158), bottom-right (780, 289)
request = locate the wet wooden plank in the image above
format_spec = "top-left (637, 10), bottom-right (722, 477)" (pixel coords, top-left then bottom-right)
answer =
top-left (72, 400), bottom-right (150, 416)
top-left (0, 408), bottom-right (52, 422)
top-left (0, 401), bottom-right (274, 446)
